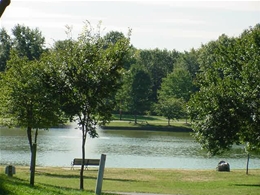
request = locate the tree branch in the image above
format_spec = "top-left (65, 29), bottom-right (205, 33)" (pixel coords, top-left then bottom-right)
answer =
top-left (0, 0), bottom-right (11, 18)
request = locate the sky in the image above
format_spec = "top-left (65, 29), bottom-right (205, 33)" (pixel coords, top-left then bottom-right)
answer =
top-left (0, 0), bottom-right (259, 52)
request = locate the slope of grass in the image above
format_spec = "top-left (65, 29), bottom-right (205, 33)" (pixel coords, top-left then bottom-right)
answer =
top-left (1, 166), bottom-right (260, 195)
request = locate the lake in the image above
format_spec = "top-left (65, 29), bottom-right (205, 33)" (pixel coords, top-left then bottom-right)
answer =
top-left (0, 123), bottom-right (259, 170)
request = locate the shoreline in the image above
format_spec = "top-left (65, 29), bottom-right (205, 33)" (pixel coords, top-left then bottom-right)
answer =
top-left (1, 165), bottom-right (259, 171)
top-left (100, 125), bottom-right (193, 132)
top-left (0, 164), bottom-right (260, 171)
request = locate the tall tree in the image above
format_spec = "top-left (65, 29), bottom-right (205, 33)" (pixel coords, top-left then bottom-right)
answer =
top-left (0, 24), bottom-right (46, 71)
top-left (120, 64), bottom-right (152, 123)
top-left (0, 25), bottom-right (53, 186)
top-left (12, 24), bottom-right (45, 60)
top-left (0, 51), bottom-right (64, 186)
top-left (137, 48), bottom-right (180, 103)
top-left (188, 24), bottom-right (260, 156)
top-left (51, 23), bottom-right (130, 190)
top-left (103, 30), bottom-right (136, 70)
top-left (155, 97), bottom-right (185, 126)
top-left (0, 28), bottom-right (12, 71)
top-left (175, 48), bottom-right (200, 80)
top-left (159, 67), bottom-right (194, 102)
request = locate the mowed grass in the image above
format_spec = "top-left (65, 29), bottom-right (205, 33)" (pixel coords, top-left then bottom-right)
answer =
top-left (105, 114), bottom-right (191, 129)
top-left (1, 166), bottom-right (260, 195)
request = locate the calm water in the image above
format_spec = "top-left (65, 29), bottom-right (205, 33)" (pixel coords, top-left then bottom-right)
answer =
top-left (0, 123), bottom-right (259, 169)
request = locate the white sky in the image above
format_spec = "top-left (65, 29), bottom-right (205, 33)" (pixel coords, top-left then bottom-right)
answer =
top-left (0, 0), bottom-right (259, 51)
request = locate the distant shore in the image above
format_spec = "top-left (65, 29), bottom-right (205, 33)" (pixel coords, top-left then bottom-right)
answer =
top-left (100, 125), bottom-right (193, 132)
top-left (100, 116), bottom-right (193, 132)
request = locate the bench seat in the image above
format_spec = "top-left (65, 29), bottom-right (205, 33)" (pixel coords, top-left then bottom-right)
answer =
top-left (71, 158), bottom-right (100, 170)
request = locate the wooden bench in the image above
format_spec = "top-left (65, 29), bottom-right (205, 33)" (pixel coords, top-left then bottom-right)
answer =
top-left (71, 158), bottom-right (100, 170)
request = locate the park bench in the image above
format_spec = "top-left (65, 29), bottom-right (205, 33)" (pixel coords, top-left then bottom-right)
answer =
top-left (71, 158), bottom-right (100, 170)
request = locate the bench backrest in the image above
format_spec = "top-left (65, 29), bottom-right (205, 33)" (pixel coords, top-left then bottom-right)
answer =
top-left (73, 158), bottom-right (100, 166)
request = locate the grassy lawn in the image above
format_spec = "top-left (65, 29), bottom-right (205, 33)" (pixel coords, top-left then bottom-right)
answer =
top-left (103, 114), bottom-right (192, 131)
top-left (1, 166), bottom-right (260, 195)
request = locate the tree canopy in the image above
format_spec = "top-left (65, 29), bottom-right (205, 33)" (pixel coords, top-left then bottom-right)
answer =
top-left (47, 23), bottom-right (131, 190)
top-left (188, 24), bottom-right (260, 155)
top-left (118, 64), bottom-right (152, 123)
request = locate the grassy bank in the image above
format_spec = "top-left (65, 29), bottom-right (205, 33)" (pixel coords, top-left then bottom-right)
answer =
top-left (1, 166), bottom-right (260, 195)
top-left (102, 114), bottom-right (192, 132)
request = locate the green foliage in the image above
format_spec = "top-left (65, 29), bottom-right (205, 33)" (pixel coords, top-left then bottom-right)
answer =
top-left (189, 24), bottom-right (260, 155)
top-left (155, 97), bottom-right (185, 125)
top-left (48, 22), bottom-right (130, 189)
top-left (52, 24), bottom-right (131, 130)
top-left (0, 25), bottom-right (61, 187)
top-left (0, 51), bottom-right (63, 129)
top-left (12, 24), bottom-right (45, 60)
top-left (0, 24), bottom-right (46, 72)
top-left (159, 67), bottom-right (194, 102)
top-left (119, 64), bottom-right (152, 122)
top-left (0, 28), bottom-right (12, 71)
top-left (175, 48), bottom-right (200, 79)
top-left (136, 48), bottom-right (180, 102)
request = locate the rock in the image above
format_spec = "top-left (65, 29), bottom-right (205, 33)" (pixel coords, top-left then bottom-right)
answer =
top-left (216, 160), bottom-right (230, 172)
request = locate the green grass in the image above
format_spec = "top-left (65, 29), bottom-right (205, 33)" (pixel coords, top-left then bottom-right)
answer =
top-left (1, 166), bottom-right (260, 195)
top-left (103, 114), bottom-right (191, 131)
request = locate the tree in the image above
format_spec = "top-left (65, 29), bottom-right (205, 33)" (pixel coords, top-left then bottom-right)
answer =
top-left (120, 64), bottom-right (152, 123)
top-left (159, 67), bottom-right (194, 102)
top-left (157, 66), bottom-right (194, 123)
top-left (155, 97), bottom-right (185, 126)
top-left (12, 24), bottom-right (45, 60)
top-left (136, 49), bottom-right (180, 103)
top-left (103, 30), bottom-right (136, 70)
top-left (0, 28), bottom-right (12, 71)
top-left (0, 25), bottom-right (57, 186)
top-left (0, 24), bottom-right (46, 72)
top-left (176, 48), bottom-right (200, 80)
top-left (0, 51), bottom-right (64, 186)
top-left (50, 22), bottom-right (130, 190)
top-left (188, 24), bottom-right (260, 157)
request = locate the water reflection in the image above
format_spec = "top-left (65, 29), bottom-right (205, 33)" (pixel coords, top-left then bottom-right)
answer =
top-left (0, 125), bottom-right (259, 169)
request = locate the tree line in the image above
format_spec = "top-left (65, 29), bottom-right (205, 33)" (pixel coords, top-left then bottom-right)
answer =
top-left (0, 23), bottom-right (259, 187)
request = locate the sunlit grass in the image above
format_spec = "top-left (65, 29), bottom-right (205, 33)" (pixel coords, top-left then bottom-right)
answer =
top-left (1, 166), bottom-right (260, 195)
top-left (103, 114), bottom-right (191, 131)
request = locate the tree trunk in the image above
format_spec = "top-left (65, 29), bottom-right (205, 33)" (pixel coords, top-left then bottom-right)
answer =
top-left (119, 100), bottom-right (122, 120)
top-left (29, 129), bottom-right (39, 186)
top-left (34, 129), bottom-right (38, 144)
top-left (27, 127), bottom-right (33, 153)
top-left (246, 153), bottom-right (250, 175)
top-left (30, 143), bottom-right (37, 186)
top-left (134, 114), bottom-right (137, 124)
top-left (80, 125), bottom-right (87, 190)
top-left (168, 118), bottom-right (170, 126)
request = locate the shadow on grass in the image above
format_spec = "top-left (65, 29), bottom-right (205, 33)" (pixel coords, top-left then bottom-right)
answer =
top-left (36, 171), bottom-right (138, 182)
top-left (0, 175), bottom-right (54, 194)
top-left (36, 171), bottom-right (97, 180)
top-left (113, 114), bottom-right (159, 121)
top-left (0, 174), bottom-right (12, 195)
top-left (233, 184), bottom-right (260, 187)
top-left (104, 177), bottom-right (139, 182)
top-left (37, 181), bottom-right (95, 193)
top-left (2, 174), bottom-right (95, 195)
